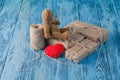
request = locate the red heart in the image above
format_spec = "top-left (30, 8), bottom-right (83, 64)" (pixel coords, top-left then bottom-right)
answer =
top-left (45, 44), bottom-right (64, 58)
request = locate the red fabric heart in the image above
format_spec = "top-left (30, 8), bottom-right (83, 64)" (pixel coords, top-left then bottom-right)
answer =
top-left (45, 44), bottom-right (64, 58)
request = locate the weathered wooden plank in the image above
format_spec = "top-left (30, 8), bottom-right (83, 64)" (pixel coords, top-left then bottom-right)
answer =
top-left (57, 0), bottom-right (79, 27)
top-left (0, 0), bottom-right (45, 79)
top-left (77, 0), bottom-right (112, 80)
top-left (1, 0), bottom-right (119, 80)
top-left (93, 1), bottom-right (113, 79)
top-left (0, 0), bottom-right (4, 12)
top-left (96, 0), bottom-right (120, 79)
top-left (0, 0), bottom-right (22, 78)
top-left (111, 0), bottom-right (120, 22)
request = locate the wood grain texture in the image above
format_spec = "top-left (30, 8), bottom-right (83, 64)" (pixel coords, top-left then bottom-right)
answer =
top-left (77, 0), bottom-right (112, 80)
top-left (97, 0), bottom-right (120, 79)
top-left (0, 0), bottom-right (23, 78)
top-left (0, 0), bottom-right (120, 80)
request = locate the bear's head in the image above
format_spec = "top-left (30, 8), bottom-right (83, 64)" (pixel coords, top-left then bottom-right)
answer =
top-left (42, 9), bottom-right (60, 25)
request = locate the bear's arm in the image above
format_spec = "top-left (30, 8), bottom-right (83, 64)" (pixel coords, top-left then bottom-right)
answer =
top-left (43, 23), bottom-right (52, 39)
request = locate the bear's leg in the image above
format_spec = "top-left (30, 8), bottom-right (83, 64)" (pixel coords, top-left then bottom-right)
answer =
top-left (62, 31), bottom-right (70, 40)
top-left (52, 31), bottom-right (63, 40)
top-left (52, 31), bottom-right (70, 40)
top-left (43, 23), bottom-right (52, 39)
top-left (59, 27), bottom-right (70, 33)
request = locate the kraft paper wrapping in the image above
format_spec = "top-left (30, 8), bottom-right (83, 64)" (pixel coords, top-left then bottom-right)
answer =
top-left (30, 24), bottom-right (45, 50)
top-left (65, 39), bottom-right (98, 63)
top-left (64, 20), bottom-right (108, 63)
top-left (65, 20), bottom-right (108, 44)
top-left (65, 45), bottom-right (80, 60)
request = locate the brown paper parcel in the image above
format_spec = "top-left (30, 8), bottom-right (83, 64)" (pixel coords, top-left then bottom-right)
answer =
top-left (65, 39), bottom-right (98, 63)
top-left (65, 21), bottom-right (108, 43)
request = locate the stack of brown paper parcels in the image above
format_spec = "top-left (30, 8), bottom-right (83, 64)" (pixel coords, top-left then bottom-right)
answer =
top-left (47, 21), bottom-right (108, 63)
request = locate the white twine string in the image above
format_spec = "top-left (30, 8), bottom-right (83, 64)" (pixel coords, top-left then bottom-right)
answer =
top-left (96, 28), bottom-right (103, 60)
top-left (30, 24), bottom-right (45, 50)
top-left (16, 42), bottom-right (41, 72)
top-left (16, 42), bottom-right (79, 72)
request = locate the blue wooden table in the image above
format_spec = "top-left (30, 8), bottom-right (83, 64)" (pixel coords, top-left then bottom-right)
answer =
top-left (0, 0), bottom-right (120, 80)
